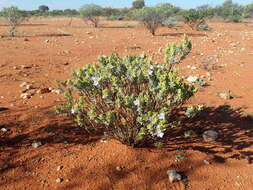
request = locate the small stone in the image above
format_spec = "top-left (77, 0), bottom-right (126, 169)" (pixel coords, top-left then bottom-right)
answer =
top-left (56, 178), bottom-right (63, 183)
top-left (203, 159), bottom-right (211, 165)
top-left (100, 138), bottom-right (107, 143)
top-left (116, 166), bottom-right (122, 171)
top-left (20, 93), bottom-right (31, 99)
top-left (186, 76), bottom-right (199, 83)
top-left (63, 62), bottom-right (69, 65)
top-left (24, 38), bottom-right (29, 41)
top-left (37, 88), bottom-right (51, 94)
top-left (217, 91), bottom-right (232, 100)
top-left (167, 170), bottom-right (182, 183)
top-left (203, 130), bottom-right (218, 142)
top-left (26, 84), bottom-right (33, 90)
top-left (20, 82), bottom-right (28, 88)
top-left (57, 166), bottom-right (63, 171)
top-left (32, 141), bottom-right (42, 148)
top-left (45, 39), bottom-right (49, 43)
top-left (63, 50), bottom-right (70, 54)
top-left (51, 89), bottom-right (64, 94)
top-left (1, 128), bottom-right (7, 132)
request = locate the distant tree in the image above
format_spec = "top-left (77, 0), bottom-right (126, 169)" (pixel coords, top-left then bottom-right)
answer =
top-left (183, 9), bottom-right (205, 30)
top-left (38, 5), bottom-right (49, 12)
top-left (196, 4), bottom-right (215, 18)
top-left (79, 4), bottom-right (103, 28)
top-left (2, 6), bottom-right (26, 36)
top-left (132, 0), bottom-right (145, 9)
top-left (215, 0), bottom-right (243, 22)
top-left (136, 7), bottom-right (166, 35)
top-left (243, 3), bottom-right (253, 18)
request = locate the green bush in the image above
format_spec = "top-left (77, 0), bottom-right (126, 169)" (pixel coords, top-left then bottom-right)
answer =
top-left (197, 23), bottom-right (211, 31)
top-left (57, 35), bottom-right (196, 147)
top-left (183, 9), bottom-right (205, 30)
top-left (134, 7), bottom-right (166, 35)
top-left (132, 0), bottom-right (145, 9)
top-left (79, 4), bottom-right (103, 27)
top-left (2, 6), bottom-right (26, 36)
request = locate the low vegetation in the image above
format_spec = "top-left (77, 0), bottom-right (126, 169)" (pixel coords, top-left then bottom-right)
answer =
top-left (1, 6), bottom-right (26, 36)
top-left (57, 35), bottom-right (197, 147)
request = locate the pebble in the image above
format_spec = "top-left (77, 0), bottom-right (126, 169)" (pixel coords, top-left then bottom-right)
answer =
top-left (57, 166), bottom-right (63, 171)
top-left (217, 91), bottom-right (232, 100)
top-left (20, 93), bottom-right (31, 99)
top-left (20, 82), bottom-right (28, 88)
top-left (51, 89), bottom-right (64, 94)
top-left (56, 178), bottom-right (63, 183)
top-left (37, 88), bottom-right (51, 94)
top-left (186, 76), bottom-right (199, 83)
top-left (1, 128), bottom-right (7, 132)
top-left (32, 141), bottom-right (42, 148)
top-left (45, 39), bottom-right (49, 43)
top-left (203, 130), bottom-right (218, 142)
top-left (116, 166), bottom-right (123, 171)
top-left (167, 170), bottom-right (182, 183)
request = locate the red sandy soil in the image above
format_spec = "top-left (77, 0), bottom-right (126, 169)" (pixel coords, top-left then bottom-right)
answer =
top-left (0, 18), bottom-right (253, 190)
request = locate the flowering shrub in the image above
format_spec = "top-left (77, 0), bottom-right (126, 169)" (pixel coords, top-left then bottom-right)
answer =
top-left (57, 35), bottom-right (196, 146)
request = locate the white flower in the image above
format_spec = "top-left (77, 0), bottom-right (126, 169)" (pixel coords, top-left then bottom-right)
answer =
top-left (149, 65), bottom-right (154, 70)
top-left (158, 113), bottom-right (165, 120)
top-left (148, 69), bottom-right (153, 75)
top-left (71, 107), bottom-right (78, 114)
top-left (133, 99), bottom-right (140, 106)
top-left (91, 76), bottom-right (101, 86)
top-left (153, 125), bottom-right (164, 138)
top-left (157, 64), bottom-right (164, 69)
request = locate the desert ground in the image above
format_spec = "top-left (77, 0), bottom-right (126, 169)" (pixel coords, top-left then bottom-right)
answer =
top-left (0, 18), bottom-right (253, 190)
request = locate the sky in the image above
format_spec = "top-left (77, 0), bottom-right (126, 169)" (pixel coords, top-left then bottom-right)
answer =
top-left (0, 0), bottom-right (252, 10)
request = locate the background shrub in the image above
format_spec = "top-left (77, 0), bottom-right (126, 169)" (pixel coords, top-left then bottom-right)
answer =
top-left (2, 6), bottom-right (26, 36)
top-left (183, 9), bottom-right (206, 30)
top-left (132, 0), bottom-right (145, 9)
top-left (79, 4), bottom-right (103, 27)
top-left (58, 35), bottom-right (196, 147)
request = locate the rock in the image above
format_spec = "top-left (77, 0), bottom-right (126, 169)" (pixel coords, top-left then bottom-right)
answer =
top-left (116, 166), bottom-right (123, 171)
top-left (203, 159), bottom-right (211, 165)
top-left (167, 170), bottom-right (182, 183)
top-left (37, 88), bottom-right (51, 94)
top-left (63, 62), bottom-right (69, 65)
top-left (57, 166), bottom-right (63, 171)
top-left (51, 89), bottom-right (64, 94)
top-left (63, 50), bottom-right (70, 54)
top-left (217, 91), bottom-right (232, 100)
top-left (203, 130), bottom-right (218, 142)
top-left (56, 178), bottom-right (63, 183)
top-left (20, 93), bottom-right (31, 99)
top-left (24, 38), bottom-right (29, 41)
top-left (32, 141), bottom-right (42, 148)
top-left (100, 138), bottom-right (107, 143)
top-left (1, 128), bottom-right (7, 132)
top-left (20, 82), bottom-right (28, 88)
top-left (45, 39), bottom-right (49, 43)
top-left (86, 32), bottom-right (91, 34)
top-left (186, 76), bottom-right (199, 83)
top-left (26, 84), bottom-right (33, 90)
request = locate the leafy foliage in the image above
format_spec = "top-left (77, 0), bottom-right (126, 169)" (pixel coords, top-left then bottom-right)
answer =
top-left (57, 35), bottom-right (196, 147)
top-left (183, 9), bottom-right (206, 30)
top-left (132, 0), bottom-right (145, 9)
top-left (1, 6), bottom-right (26, 36)
top-left (79, 4), bottom-right (103, 27)
top-left (38, 5), bottom-right (49, 12)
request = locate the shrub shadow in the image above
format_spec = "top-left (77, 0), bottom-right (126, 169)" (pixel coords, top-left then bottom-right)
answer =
top-left (1, 105), bottom-right (253, 189)
top-left (157, 32), bottom-right (208, 37)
